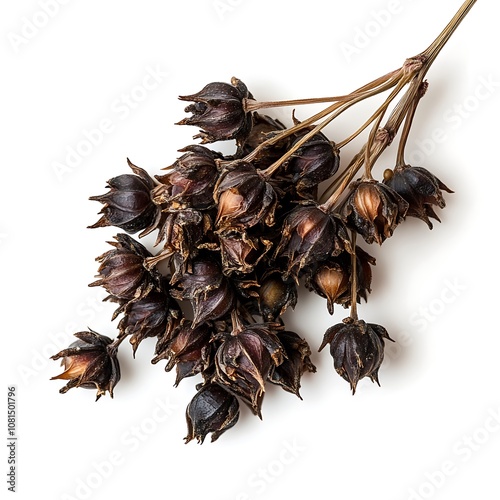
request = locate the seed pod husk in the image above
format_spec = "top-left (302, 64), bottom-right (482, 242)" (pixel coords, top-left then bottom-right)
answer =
top-left (185, 383), bottom-right (240, 444)
top-left (50, 330), bottom-right (120, 400)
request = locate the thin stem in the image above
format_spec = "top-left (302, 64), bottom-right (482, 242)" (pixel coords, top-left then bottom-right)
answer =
top-left (319, 151), bottom-right (365, 211)
top-left (243, 68), bottom-right (401, 113)
top-left (107, 335), bottom-right (128, 356)
top-left (419, 0), bottom-right (477, 73)
top-left (244, 95), bottom-right (351, 112)
top-left (242, 69), bottom-right (405, 167)
top-left (396, 81), bottom-right (428, 166)
top-left (320, 0), bottom-right (476, 208)
top-left (260, 71), bottom-right (408, 179)
top-left (349, 231), bottom-right (358, 321)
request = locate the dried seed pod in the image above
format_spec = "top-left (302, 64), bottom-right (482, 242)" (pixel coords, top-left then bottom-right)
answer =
top-left (89, 160), bottom-right (158, 234)
top-left (191, 277), bottom-right (235, 328)
top-left (340, 180), bottom-right (408, 245)
top-left (383, 164), bottom-right (453, 229)
top-left (145, 209), bottom-right (212, 270)
top-left (177, 77), bottom-right (253, 146)
top-left (215, 161), bottom-right (278, 230)
top-left (89, 234), bottom-right (161, 303)
top-left (270, 330), bottom-right (316, 398)
top-left (288, 131), bottom-right (340, 196)
top-left (50, 330), bottom-right (120, 400)
top-left (117, 290), bottom-right (181, 357)
top-left (242, 113), bottom-right (289, 168)
top-left (218, 229), bottom-right (271, 275)
top-left (258, 271), bottom-right (297, 322)
top-left (305, 246), bottom-right (375, 314)
top-left (170, 256), bottom-right (236, 327)
top-left (319, 317), bottom-right (393, 393)
top-left (274, 204), bottom-right (351, 282)
top-left (185, 383), bottom-right (240, 444)
top-left (306, 260), bottom-right (349, 315)
top-left (153, 146), bottom-right (220, 211)
top-left (170, 257), bottom-right (223, 300)
top-left (215, 318), bottom-right (285, 417)
top-left (152, 321), bottom-right (212, 386)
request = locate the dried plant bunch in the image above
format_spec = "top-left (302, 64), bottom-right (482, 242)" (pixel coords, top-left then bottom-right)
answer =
top-left (51, 0), bottom-right (477, 443)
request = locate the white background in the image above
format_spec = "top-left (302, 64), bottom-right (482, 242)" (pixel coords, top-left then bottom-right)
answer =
top-left (2, 1), bottom-right (499, 499)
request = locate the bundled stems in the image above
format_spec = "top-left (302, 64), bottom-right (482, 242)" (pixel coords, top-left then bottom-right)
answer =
top-left (244, 0), bottom-right (476, 204)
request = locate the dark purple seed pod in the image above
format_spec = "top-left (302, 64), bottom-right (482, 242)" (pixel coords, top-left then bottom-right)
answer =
top-left (184, 383), bottom-right (240, 444)
top-left (274, 204), bottom-right (351, 282)
top-left (319, 317), bottom-right (393, 393)
top-left (117, 290), bottom-right (182, 356)
top-left (270, 330), bottom-right (316, 398)
top-left (153, 145), bottom-right (221, 211)
top-left (50, 329), bottom-right (120, 400)
top-left (215, 318), bottom-right (285, 417)
top-left (152, 321), bottom-right (212, 386)
top-left (144, 209), bottom-right (211, 270)
top-left (340, 180), bottom-right (408, 245)
top-left (383, 164), bottom-right (453, 229)
top-left (89, 234), bottom-right (161, 303)
top-left (89, 159), bottom-right (158, 235)
top-left (288, 131), bottom-right (340, 196)
top-left (215, 161), bottom-right (278, 231)
top-left (258, 271), bottom-right (297, 322)
top-left (177, 77), bottom-right (253, 147)
top-left (218, 229), bottom-right (271, 276)
top-left (305, 246), bottom-right (375, 314)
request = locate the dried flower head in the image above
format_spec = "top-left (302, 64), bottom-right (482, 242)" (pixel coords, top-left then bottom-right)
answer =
top-left (170, 257), bottom-right (236, 327)
top-left (274, 204), bottom-right (351, 281)
top-left (153, 321), bottom-right (213, 386)
top-left (319, 317), bottom-right (393, 393)
top-left (177, 77), bottom-right (253, 146)
top-left (117, 290), bottom-right (181, 356)
top-left (270, 331), bottom-right (316, 398)
top-left (288, 131), bottom-right (340, 196)
top-left (341, 180), bottom-right (409, 244)
top-left (89, 160), bottom-right (158, 234)
top-left (51, 330), bottom-right (120, 400)
top-left (215, 316), bottom-right (285, 417)
top-left (305, 247), bottom-right (375, 314)
top-left (383, 165), bottom-right (453, 229)
top-left (153, 145), bottom-right (220, 211)
top-left (89, 234), bottom-right (161, 303)
top-left (215, 161), bottom-right (278, 230)
top-left (145, 209), bottom-right (212, 270)
top-left (218, 229), bottom-right (271, 275)
top-left (258, 271), bottom-right (297, 322)
top-left (185, 383), bottom-right (240, 444)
